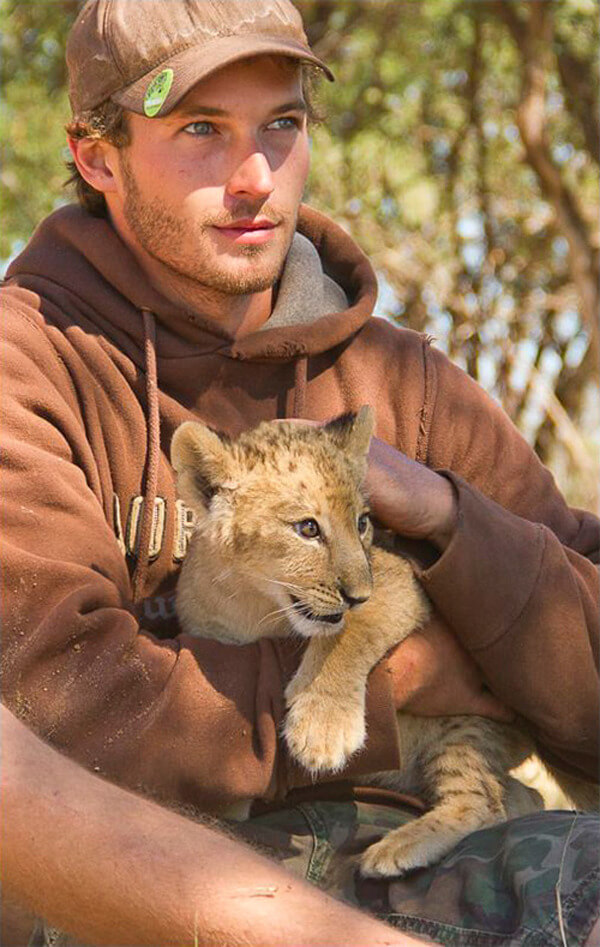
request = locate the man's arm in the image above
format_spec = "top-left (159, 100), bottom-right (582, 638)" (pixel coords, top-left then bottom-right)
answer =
top-left (366, 336), bottom-right (599, 780)
top-left (1, 706), bottom-right (430, 947)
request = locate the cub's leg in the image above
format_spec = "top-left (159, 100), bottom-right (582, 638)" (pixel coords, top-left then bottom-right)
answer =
top-left (284, 558), bottom-right (429, 775)
top-left (361, 716), bottom-right (528, 878)
top-left (284, 620), bottom-right (374, 774)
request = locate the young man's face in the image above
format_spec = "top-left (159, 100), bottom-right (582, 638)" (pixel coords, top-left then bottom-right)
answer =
top-left (107, 56), bottom-right (311, 296)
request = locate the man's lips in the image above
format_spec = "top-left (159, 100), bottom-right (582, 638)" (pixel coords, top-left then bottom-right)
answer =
top-left (212, 219), bottom-right (279, 245)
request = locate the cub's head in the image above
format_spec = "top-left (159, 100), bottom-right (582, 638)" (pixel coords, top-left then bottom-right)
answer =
top-left (171, 408), bottom-right (375, 639)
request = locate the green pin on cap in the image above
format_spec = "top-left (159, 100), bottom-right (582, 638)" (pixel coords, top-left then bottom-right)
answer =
top-left (143, 68), bottom-right (174, 117)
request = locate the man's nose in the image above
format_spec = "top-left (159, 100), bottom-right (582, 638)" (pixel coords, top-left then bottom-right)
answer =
top-left (226, 151), bottom-right (274, 200)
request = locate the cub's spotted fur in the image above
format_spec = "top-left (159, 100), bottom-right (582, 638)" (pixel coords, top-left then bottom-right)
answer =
top-left (172, 409), bottom-right (546, 877)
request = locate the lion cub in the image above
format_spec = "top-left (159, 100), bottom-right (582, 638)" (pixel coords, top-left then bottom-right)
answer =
top-left (171, 409), bottom-right (538, 877)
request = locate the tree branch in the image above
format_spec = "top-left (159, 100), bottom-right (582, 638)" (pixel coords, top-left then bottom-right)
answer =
top-left (493, 0), bottom-right (598, 361)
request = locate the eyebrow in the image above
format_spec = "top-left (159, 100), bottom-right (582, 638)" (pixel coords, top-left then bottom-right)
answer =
top-left (174, 99), bottom-right (307, 120)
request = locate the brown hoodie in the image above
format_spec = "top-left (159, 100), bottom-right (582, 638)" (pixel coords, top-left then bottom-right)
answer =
top-left (1, 204), bottom-right (598, 813)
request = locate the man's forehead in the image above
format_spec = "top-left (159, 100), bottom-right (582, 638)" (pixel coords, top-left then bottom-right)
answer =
top-left (166, 56), bottom-right (305, 119)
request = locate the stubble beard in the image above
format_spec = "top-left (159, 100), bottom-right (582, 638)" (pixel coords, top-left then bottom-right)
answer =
top-left (119, 152), bottom-right (295, 296)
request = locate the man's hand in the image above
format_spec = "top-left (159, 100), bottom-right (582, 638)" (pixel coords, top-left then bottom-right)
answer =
top-left (366, 436), bottom-right (458, 550)
top-left (386, 615), bottom-right (514, 721)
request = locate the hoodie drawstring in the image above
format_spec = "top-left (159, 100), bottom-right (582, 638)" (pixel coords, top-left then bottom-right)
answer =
top-left (291, 355), bottom-right (308, 419)
top-left (131, 327), bottom-right (308, 600)
top-left (132, 309), bottom-right (161, 605)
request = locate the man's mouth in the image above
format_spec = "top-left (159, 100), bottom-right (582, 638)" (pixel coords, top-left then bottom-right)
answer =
top-left (213, 218), bottom-right (279, 245)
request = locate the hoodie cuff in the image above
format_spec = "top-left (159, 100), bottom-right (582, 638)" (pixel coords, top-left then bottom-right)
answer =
top-left (416, 472), bottom-right (545, 652)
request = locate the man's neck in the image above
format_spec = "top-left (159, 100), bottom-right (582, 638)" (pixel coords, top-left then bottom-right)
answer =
top-left (137, 254), bottom-right (274, 338)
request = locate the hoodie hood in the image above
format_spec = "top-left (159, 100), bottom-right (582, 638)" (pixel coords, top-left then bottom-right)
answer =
top-left (5, 203), bottom-right (379, 365)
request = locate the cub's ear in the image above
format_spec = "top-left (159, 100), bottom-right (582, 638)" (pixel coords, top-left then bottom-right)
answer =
top-left (324, 406), bottom-right (375, 460)
top-left (170, 421), bottom-right (237, 510)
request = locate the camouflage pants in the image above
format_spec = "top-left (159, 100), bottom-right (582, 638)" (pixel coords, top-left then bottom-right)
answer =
top-left (235, 802), bottom-right (600, 947)
top-left (34, 803), bottom-right (599, 947)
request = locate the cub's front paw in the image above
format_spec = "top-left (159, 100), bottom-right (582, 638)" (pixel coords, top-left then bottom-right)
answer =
top-left (360, 820), bottom-right (459, 878)
top-left (284, 688), bottom-right (366, 775)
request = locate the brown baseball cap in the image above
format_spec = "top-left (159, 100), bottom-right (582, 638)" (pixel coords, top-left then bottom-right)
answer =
top-left (67, 0), bottom-right (334, 119)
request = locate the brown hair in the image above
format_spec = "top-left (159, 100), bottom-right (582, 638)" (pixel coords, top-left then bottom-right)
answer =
top-left (65, 65), bottom-right (325, 217)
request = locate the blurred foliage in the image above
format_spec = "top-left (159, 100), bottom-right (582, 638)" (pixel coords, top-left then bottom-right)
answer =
top-left (2, 0), bottom-right (598, 506)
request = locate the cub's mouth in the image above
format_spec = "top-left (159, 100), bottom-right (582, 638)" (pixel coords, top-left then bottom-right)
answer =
top-left (290, 595), bottom-right (344, 626)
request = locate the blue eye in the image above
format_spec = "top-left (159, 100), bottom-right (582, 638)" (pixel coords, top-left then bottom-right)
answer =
top-left (183, 121), bottom-right (215, 136)
top-left (267, 117), bottom-right (300, 131)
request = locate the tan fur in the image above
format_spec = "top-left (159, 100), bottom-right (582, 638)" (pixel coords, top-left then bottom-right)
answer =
top-left (171, 409), bottom-right (592, 878)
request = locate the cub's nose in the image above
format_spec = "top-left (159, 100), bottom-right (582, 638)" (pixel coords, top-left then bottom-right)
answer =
top-left (339, 587), bottom-right (370, 609)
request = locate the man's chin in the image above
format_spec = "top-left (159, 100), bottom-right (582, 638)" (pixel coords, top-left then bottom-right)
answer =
top-left (204, 261), bottom-right (281, 295)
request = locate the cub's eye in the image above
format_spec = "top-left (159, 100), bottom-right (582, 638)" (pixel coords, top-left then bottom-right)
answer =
top-left (294, 518), bottom-right (321, 540)
top-left (357, 513), bottom-right (370, 535)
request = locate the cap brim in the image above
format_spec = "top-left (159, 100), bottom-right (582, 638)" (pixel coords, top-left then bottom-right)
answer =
top-left (112, 34), bottom-right (334, 116)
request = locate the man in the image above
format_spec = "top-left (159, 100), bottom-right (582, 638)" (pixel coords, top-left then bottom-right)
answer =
top-left (1, 1), bottom-right (598, 945)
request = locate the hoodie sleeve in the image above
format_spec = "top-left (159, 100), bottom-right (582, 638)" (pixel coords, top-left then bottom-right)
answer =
top-left (416, 342), bottom-right (599, 782)
top-left (0, 304), bottom-right (397, 809)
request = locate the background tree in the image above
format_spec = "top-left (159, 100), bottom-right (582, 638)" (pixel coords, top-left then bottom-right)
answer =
top-left (2, 0), bottom-right (598, 506)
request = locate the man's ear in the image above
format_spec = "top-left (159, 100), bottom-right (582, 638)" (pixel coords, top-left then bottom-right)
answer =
top-left (67, 137), bottom-right (119, 195)
top-left (171, 422), bottom-right (238, 510)
top-left (323, 406), bottom-right (375, 461)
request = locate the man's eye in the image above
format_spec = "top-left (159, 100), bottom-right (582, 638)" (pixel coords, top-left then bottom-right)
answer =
top-left (267, 117), bottom-right (300, 131)
top-left (294, 519), bottom-right (321, 540)
top-left (183, 121), bottom-right (215, 137)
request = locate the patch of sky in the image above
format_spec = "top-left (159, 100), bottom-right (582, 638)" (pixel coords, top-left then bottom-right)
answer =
top-left (519, 398), bottom-right (544, 445)
top-left (432, 138), bottom-right (451, 158)
top-left (1, 238), bottom-right (25, 279)
top-left (42, 37), bottom-right (59, 57)
top-left (552, 236), bottom-right (569, 259)
top-left (441, 70), bottom-right (468, 88)
top-left (376, 271), bottom-right (404, 323)
top-left (510, 338), bottom-right (538, 393)
top-left (457, 213), bottom-right (484, 241)
top-left (565, 331), bottom-right (588, 369)
top-left (385, 94), bottom-right (402, 111)
top-left (479, 318), bottom-right (501, 346)
top-left (429, 310), bottom-right (452, 352)
top-left (330, 10), bottom-right (347, 30)
top-left (380, 197), bottom-right (397, 218)
top-left (345, 198), bottom-right (363, 216)
top-left (462, 243), bottom-right (485, 271)
top-left (503, 124), bottom-right (520, 143)
top-left (496, 293), bottom-right (516, 321)
top-left (442, 69), bottom-right (469, 89)
top-left (421, 285), bottom-right (439, 313)
top-left (404, 82), bottom-right (421, 102)
top-left (553, 308), bottom-right (580, 344)
top-left (540, 345), bottom-right (563, 380)
top-left (483, 121), bottom-right (498, 139)
top-left (552, 143), bottom-right (574, 165)
top-left (464, 292), bottom-right (479, 316)
top-left (478, 351), bottom-right (498, 392)
top-left (547, 91), bottom-right (564, 114)
top-left (482, 275), bottom-right (503, 303)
